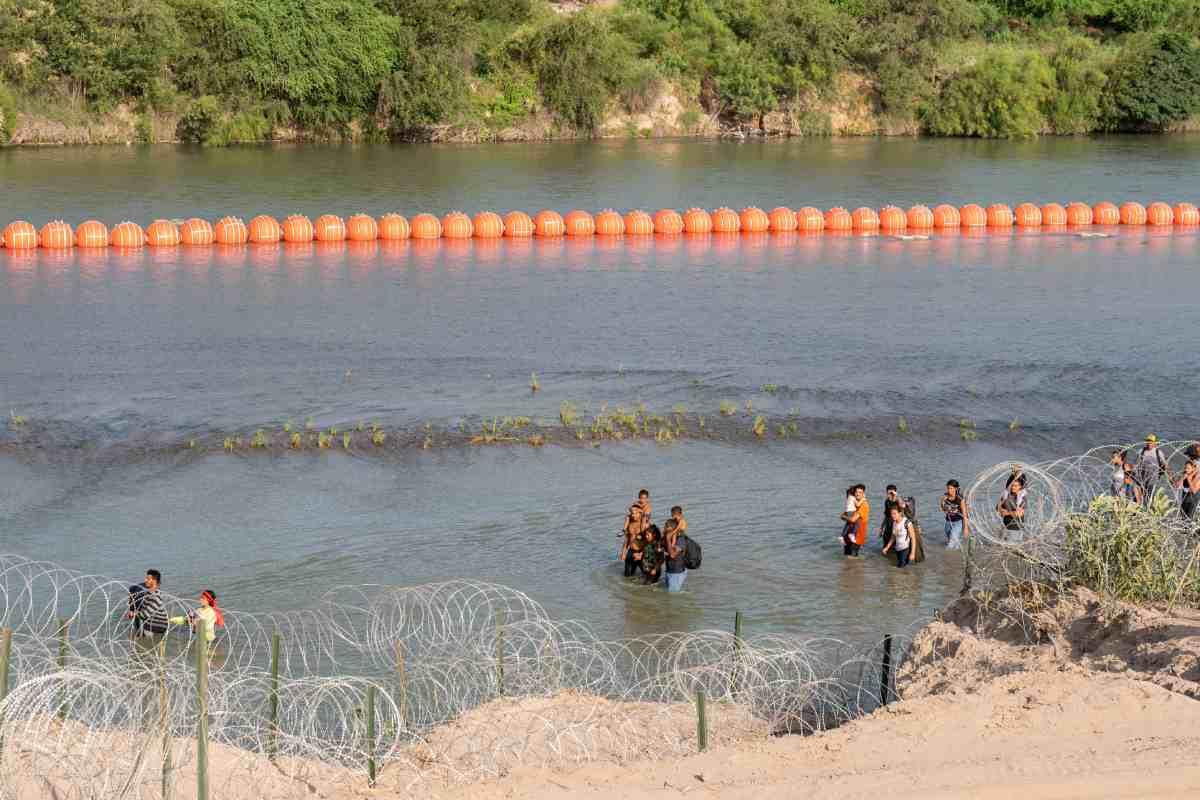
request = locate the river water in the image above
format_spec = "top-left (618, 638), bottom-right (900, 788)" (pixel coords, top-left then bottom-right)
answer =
top-left (2, 137), bottom-right (1200, 648)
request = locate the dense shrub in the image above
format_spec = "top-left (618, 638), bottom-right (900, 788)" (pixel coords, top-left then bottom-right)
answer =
top-left (922, 50), bottom-right (1054, 137)
top-left (1102, 31), bottom-right (1200, 130)
top-left (1045, 34), bottom-right (1108, 133)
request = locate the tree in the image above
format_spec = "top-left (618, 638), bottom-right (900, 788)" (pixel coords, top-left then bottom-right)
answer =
top-left (1103, 31), bottom-right (1200, 130)
top-left (923, 50), bottom-right (1054, 137)
top-left (715, 43), bottom-right (777, 122)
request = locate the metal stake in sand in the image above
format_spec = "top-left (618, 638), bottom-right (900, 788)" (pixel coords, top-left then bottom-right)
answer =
top-left (268, 632), bottom-right (280, 762)
top-left (365, 685), bottom-right (377, 787)
top-left (195, 620), bottom-right (210, 800)
top-left (731, 611), bottom-right (744, 696)
top-left (56, 618), bottom-right (69, 720)
top-left (695, 689), bottom-right (708, 752)
top-left (961, 534), bottom-right (974, 595)
top-left (495, 610), bottom-right (506, 697)
top-left (159, 637), bottom-right (173, 800)
top-left (880, 634), bottom-right (893, 706)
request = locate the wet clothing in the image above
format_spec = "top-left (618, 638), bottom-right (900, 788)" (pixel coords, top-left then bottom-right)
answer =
top-left (941, 494), bottom-right (964, 522)
top-left (853, 499), bottom-right (870, 546)
top-left (665, 537), bottom-right (687, 591)
top-left (895, 546), bottom-right (912, 568)
top-left (880, 497), bottom-right (903, 548)
top-left (892, 517), bottom-right (913, 552)
top-left (999, 490), bottom-right (1027, 531)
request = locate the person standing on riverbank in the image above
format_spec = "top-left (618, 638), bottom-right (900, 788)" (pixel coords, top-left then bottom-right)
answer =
top-left (941, 480), bottom-right (967, 550)
top-left (1134, 435), bottom-right (1169, 502)
top-left (997, 479), bottom-right (1027, 537)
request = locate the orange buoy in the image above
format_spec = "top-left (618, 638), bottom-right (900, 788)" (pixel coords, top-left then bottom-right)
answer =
top-left (768, 207), bottom-right (798, 232)
top-left (313, 214), bottom-right (346, 242)
top-left (1013, 203), bottom-right (1041, 227)
top-left (282, 215), bottom-right (315, 243)
top-left (653, 209), bottom-right (683, 235)
top-left (75, 220), bottom-right (109, 248)
top-left (1147, 201), bottom-right (1173, 226)
top-left (959, 204), bottom-right (986, 228)
top-left (441, 211), bottom-right (473, 239)
top-left (1174, 202), bottom-right (1199, 226)
top-left (346, 214), bottom-right (378, 241)
top-left (110, 221), bottom-right (145, 248)
top-left (39, 221), bottom-right (73, 249)
top-left (711, 207), bottom-right (741, 233)
top-left (3, 221), bottom-right (38, 249)
top-left (534, 209), bottom-right (565, 237)
top-left (986, 204), bottom-right (1013, 228)
top-left (932, 204), bottom-right (960, 229)
top-left (1066, 202), bottom-right (1093, 226)
top-left (624, 210), bottom-right (654, 236)
top-left (410, 213), bottom-right (442, 239)
top-left (906, 205), bottom-right (934, 229)
top-left (564, 210), bottom-right (596, 236)
top-left (1041, 203), bottom-right (1068, 226)
top-left (503, 211), bottom-right (534, 238)
top-left (797, 207), bottom-right (825, 232)
top-left (740, 207), bottom-right (770, 233)
top-left (825, 207), bottom-right (852, 231)
top-left (145, 219), bottom-right (180, 247)
top-left (1091, 202), bottom-right (1118, 226)
top-left (683, 208), bottom-right (712, 234)
top-left (878, 206), bottom-right (906, 231)
top-left (594, 209), bottom-right (624, 236)
top-left (378, 213), bottom-right (411, 241)
top-left (473, 212), bottom-right (504, 238)
top-left (214, 216), bottom-right (248, 245)
top-left (851, 207), bottom-right (880, 232)
top-left (182, 218), bottom-right (216, 245)
top-left (1119, 201), bottom-right (1146, 225)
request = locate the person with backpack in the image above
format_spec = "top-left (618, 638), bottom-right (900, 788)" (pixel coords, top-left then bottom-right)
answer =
top-left (881, 506), bottom-right (915, 568)
top-left (878, 485), bottom-right (907, 552)
top-left (1134, 435), bottom-right (1170, 503)
top-left (664, 509), bottom-right (701, 592)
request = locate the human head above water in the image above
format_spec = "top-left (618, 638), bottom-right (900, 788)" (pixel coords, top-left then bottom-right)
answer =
top-left (853, 484), bottom-right (866, 500)
top-left (889, 505), bottom-right (904, 520)
top-left (145, 569), bottom-right (162, 590)
top-left (201, 590), bottom-right (217, 608)
top-left (886, 484), bottom-right (897, 495)
top-left (638, 489), bottom-right (649, 500)
top-left (671, 505), bottom-right (682, 517)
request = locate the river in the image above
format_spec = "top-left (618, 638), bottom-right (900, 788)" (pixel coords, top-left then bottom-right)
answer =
top-left (2, 137), bottom-right (1199, 648)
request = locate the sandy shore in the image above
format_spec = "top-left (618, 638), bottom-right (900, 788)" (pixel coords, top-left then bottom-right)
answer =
top-left (7, 586), bottom-right (1200, 799)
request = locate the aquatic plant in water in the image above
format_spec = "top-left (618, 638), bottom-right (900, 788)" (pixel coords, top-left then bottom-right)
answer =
top-left (1009, 418), bottom-right (1021, 431)
top-left (897, 417), bottom-right (909, 433)
top-left (372, 430), bottom-right (386, 446)
top-left (560, 401), bottom-right (578, 427)
top-left (719, 400), bottom-right (737, 417)
top-left (762, 384), bottom-right (779, 394)
top-left (530, 372), bottom-right (540, 393)
top-left (250, 430), bottom-right (268, 449)
top-left (752, 415), bottom-right (766, 438)
top-left (8, 410), bottom-right (26, 427)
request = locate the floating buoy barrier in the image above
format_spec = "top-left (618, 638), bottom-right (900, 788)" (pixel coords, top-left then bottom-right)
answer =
top-left (4, 200), bottom-right (1199, 252)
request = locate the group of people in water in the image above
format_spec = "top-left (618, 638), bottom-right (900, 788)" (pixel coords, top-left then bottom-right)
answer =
top-left (838, 481), bottom-right (964, 567)
top-left (619, 489), bottom-right (695, 592)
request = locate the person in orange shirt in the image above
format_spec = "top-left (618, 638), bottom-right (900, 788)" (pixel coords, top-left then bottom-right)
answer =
top-left (842, 484), bottom-right (869, 557)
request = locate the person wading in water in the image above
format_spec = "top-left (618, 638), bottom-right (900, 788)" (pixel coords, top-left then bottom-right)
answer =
top-left (620, 489), bottom-right (651, 561)
top-left (841, 484), bottom-right (868, 557)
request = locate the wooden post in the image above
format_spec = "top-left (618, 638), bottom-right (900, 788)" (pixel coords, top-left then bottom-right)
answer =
top-left (158, 637), bottom-right (173, 800)
top-left (268, 632), bottom-right (280, 762)
top-left (695, 690), bottom-right (708, 752)
top-left (394, 641), bottom-right (408, 732)
top-left (56, 618), bottom-right (69, 720)
top-left (195, 620), bottom-right (209, 800)
top-left (961, 535), bottom-right (974, 595)
top-left (495, 611), bottom-right (505, 697)
top-left (365, 685), bottom-right (377, 787)
top-left (730, 611), bottom-right (744, 695)
top-left (880, 634), bottom-right (893, 706)
top-left (0, 627), bottom-right (11, 756)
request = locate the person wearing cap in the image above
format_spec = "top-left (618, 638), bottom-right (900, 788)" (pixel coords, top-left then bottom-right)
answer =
top-left (1134, 435), bottom-right (1169, 503)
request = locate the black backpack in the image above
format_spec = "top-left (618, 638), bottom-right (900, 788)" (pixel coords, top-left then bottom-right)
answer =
top-left (680, 535), bottom-right (702, 569)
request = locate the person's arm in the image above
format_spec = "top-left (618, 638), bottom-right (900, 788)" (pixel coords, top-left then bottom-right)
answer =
top-left (962, 500), bottom-right (970, 539)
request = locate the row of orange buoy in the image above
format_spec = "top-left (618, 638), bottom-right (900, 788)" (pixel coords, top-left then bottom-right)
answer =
top-left (3, 202), bottom-right (1199, 249)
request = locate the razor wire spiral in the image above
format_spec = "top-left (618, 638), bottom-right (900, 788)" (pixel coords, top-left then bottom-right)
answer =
top-left (6, 440), bottom-right (1192, 798)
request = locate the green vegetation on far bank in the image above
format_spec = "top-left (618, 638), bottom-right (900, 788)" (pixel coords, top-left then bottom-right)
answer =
top-left (2, 0), bottom-right (1200, 144)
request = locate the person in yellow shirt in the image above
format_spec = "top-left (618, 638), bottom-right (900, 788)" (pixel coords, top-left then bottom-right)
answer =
top-left (169, 589), bottom-right (224, 643)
